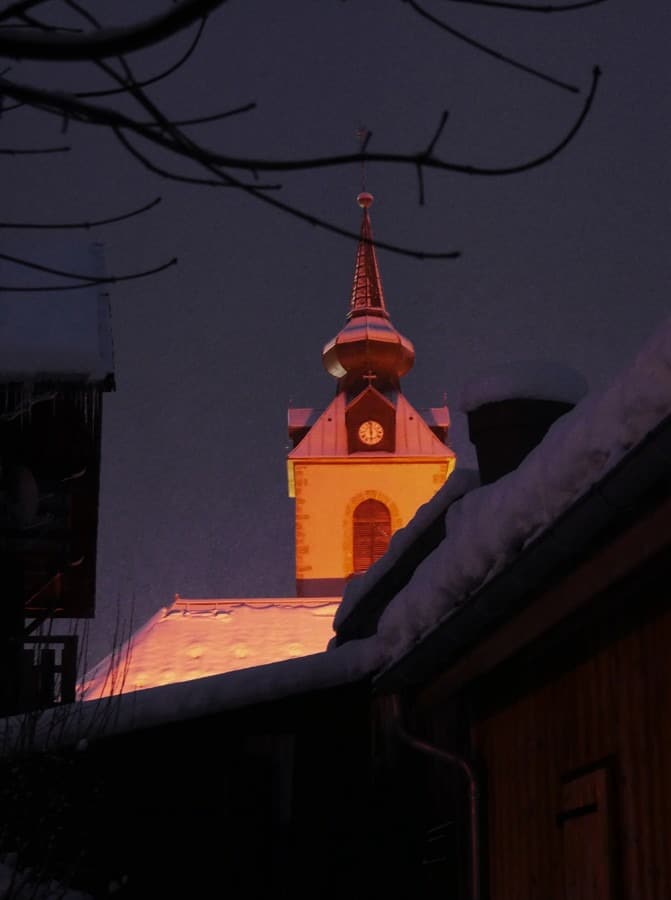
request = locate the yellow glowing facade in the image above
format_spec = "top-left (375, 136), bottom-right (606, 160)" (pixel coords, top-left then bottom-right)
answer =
top-left (292, 457), bottom-right (454, 593)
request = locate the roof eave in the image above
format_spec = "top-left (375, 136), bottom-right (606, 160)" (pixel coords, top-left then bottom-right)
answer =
top-left (372, 411), bottom-right (671, 693)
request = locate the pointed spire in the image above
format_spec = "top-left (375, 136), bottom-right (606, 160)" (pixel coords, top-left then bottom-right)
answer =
top-left (349, 192), bottom-right (388, 318)
top-left (322, 191), bottom-right (415, 390)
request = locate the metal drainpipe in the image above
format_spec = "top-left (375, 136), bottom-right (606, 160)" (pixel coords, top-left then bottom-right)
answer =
top-left (390, 694), bottom-right (481, 900)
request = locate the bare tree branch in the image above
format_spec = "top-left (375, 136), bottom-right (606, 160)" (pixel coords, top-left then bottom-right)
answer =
top-left (0, 1), bottom-right (603, 262)
top-left (424, 110), bottom-right (450, 158)
top-left (113, 128), bottom-right (280, 190)
top-left (406, 0), bottom-right (579, 92)
top-left (76, 17), bottom-right (207, 99)
top-left (113, 127), bottom-right (461, 260)
top-left (436, 0), bottom-right (606, 12)
top-left (14, 11), bottom-right (81, 33)
top-left (0, 250), bottom-right (178, 291)
top-left (0, 0), bottom-right (229, 59)
top-left (141, 102), bottom-right (256, 129)
top-left (0, 196), bottom-right (162, 228)
top-left (0, 143), bottom-right (69, 153)
top-left (0, 1), bottom-right (51, 25)
top-left (0, 67), bottom-right (600, 177)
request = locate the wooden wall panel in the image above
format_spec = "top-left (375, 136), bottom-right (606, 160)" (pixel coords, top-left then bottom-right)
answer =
top-left (467, 603), bottom-right (671, 900)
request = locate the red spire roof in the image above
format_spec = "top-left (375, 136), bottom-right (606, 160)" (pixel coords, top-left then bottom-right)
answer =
top-left (322, 192), bottom-right (415, 389)
top-left (349, 192), bottom-right (388, 319)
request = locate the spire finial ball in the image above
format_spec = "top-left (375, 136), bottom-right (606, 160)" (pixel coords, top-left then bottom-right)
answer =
top-left (357, 192), bottom-right (374, 209)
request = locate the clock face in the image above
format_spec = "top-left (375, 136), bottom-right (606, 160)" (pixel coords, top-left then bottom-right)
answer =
top-left (358, 420), bottom-right (384, 446)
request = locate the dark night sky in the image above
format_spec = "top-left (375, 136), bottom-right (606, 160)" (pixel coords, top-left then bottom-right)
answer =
top-left (2, 0), bottom-right (670, 665)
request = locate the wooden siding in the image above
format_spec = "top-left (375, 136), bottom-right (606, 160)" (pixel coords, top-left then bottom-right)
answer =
top-left (469, 600), bottom-right (671, 900)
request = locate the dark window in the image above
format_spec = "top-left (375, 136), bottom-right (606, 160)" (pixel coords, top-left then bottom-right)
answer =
top-left (353, 499), bottom-right (391, 574)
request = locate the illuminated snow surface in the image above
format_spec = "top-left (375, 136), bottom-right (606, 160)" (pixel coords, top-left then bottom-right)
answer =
top-left (80, 598), bottom-right (341, 699)
top-left (4, 637), bottom-right (383, 752)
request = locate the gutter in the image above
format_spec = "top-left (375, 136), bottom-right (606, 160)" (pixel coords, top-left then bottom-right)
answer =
top-left (391, 694), bottom-right (481, 900)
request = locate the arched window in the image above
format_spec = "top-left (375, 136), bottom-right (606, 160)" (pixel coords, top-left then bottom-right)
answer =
top-left (353, 499), bottom-right (391, 574)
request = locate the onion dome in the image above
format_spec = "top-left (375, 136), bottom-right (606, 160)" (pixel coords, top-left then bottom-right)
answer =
top-left (322, 193), bottom-right (415, 392)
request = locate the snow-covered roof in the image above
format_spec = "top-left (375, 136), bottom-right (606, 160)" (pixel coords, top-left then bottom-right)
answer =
top-left (375, 315), bottom-right (671, 668)
top-left (459, 359), bottom-right (588, 413)
top-left (2, 636), bottom-right (382, 754)
top-left (5, 314), bottom-right (670, 753)
top-left (80, 596), bottom-right (341, 700)
top-left (0, 242), bottom-right (114, 383)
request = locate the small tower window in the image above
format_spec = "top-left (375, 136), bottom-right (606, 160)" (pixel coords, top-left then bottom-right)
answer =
top-left (353, 499), bottom-right (391, 574)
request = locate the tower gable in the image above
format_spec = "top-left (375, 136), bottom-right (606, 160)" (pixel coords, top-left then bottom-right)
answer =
top-left (345, 386), bottom-right (396, 453)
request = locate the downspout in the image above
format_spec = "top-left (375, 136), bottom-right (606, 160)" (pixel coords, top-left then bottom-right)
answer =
top-left (390, 694), bottom-right (481, 900)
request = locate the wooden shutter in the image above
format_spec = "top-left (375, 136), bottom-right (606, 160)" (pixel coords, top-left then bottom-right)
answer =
top-left (353, 499), bottom-right (391, 574)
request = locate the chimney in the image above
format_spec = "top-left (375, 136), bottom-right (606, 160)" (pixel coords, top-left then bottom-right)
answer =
top-left (459, 361), bottom-right (588, 485)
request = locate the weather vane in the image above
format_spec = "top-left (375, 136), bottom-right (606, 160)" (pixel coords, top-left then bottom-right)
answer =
top-left (356, 125), bottom-right (371, 193)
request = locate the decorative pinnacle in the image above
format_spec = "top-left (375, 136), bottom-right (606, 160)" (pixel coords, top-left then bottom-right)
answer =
top-left (357, 191), bottom-right (374, 209)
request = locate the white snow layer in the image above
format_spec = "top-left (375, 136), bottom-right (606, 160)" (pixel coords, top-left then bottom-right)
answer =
top-left (0, 242), bottom-right (113, 381)
top-left (333, 467), bottom-right (480, 631)
top-left (459, 359), bottom-right (588, 412)
top-left (1, 637), bottom-right (383, 754)
top-left (377, 314), bottom-right (671, 665)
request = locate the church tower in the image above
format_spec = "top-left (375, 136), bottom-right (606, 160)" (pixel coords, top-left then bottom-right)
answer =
top-left (287, 193), bottom-right (455, 597)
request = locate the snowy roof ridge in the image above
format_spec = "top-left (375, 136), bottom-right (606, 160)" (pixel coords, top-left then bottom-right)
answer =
top-left (459, 359), bottom-right (588, 413)
top-left (172, 597), bottom-right (340, 611)
top-left (376, 313), bottom-right (671, 665)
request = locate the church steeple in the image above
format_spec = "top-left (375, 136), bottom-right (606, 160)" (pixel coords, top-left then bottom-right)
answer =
top-left (322, 193), bottom-right (415, 394)
top-left (349, 192), bottom-right (387, 317)
top-left (288, 188), bottom-right (454, 597)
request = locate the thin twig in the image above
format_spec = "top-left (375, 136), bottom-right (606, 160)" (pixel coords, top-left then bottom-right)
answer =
top-left (405, 0), bottom-right (580, 92)
top-left (0, 252), bottom-right (178, 291)
top-left (76, 16), bottom-right (207, 99)
top-left (0, 196), bottom-right (161, 229)
top-left (0, 144), bottom-right (69, 154)
top-left (437, 0), bottom-right (607, 11)
top-left (141, 101), bottom-right (256, 128)
top-left (0, 0), bottom-right (51, 24)
top-left (113, 128), bottom-right (280, 189)
top-left (424, 110), bottom-right (449, 158)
